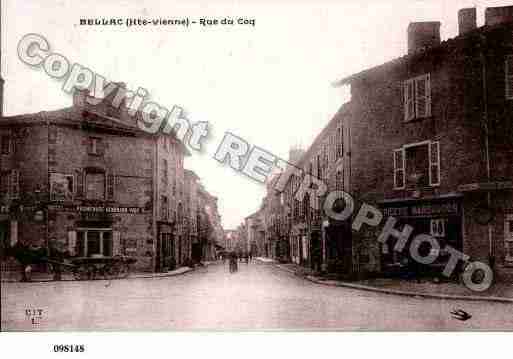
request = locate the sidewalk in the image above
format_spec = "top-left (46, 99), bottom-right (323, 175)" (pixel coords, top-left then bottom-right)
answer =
top-left (0, 265), bottom-right (198, 283)
top-left (273, 261), bottom-right (513, 303)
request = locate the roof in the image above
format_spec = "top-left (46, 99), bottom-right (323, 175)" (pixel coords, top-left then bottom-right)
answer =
top-left (184, 169), bottom-right (200, 180)
top-left (0, 102), bottom-right (191, 155)
top-left (334, 21), bottom-right (513, 86)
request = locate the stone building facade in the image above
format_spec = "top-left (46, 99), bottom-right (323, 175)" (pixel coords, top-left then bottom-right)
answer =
top-left (336, 6), bottom-right (513, 280)
top-left (0, 87), bottom-right (193, 273)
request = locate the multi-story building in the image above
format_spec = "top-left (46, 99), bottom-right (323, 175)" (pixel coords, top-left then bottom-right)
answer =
top-left (335, 6), bottom-right (513, 280)
top-left (0, 86), bottom-right (190, 273)
top-left (185, 169), bottom-right (200, 262)
top-left (281, 108), bottom-right (350, 273)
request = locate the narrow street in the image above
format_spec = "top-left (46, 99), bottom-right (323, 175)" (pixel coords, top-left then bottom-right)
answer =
top-left (2, 261), bottom-right (512, 331)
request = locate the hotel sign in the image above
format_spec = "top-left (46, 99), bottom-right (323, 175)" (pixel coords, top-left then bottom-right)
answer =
top-left (383, 200), bottom-right (460, 218)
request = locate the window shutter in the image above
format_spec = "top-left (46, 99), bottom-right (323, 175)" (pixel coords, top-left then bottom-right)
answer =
top-left (10, 170), bottom-right (20, 199)
top-left (415, 74), bottom-right (431, 118)
top-left (112, 231), bottom-right (121, 255)
top-left (107, 173), bottom-right (115, 200)
top-left (76, 170), bottom-right (84, 198)
top-left (429, 141), bottom-right (441, 186)
top-left (393, 149), bottom-right (405, 189)
top-left (68, 231), bottom-right (77, 256)
top-left (505, 56), bottom-right (513, 100)
top-left (10, 221), bottom-right (18, 246)
top-left (404, 80), bottom-right (415, 122)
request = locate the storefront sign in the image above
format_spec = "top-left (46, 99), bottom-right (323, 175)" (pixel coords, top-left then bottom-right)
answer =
top-left (383, 200), bottom-right (459, 218)
top-left (48, 204), bottom-right (146, 214)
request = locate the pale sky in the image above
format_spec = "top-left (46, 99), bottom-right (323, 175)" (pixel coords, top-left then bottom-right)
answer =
top-left (1, 0), bottom-right (510, 229)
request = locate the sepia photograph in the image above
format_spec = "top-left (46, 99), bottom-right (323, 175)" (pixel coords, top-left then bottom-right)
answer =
top-left (0, 0), bottom-right (512, 349)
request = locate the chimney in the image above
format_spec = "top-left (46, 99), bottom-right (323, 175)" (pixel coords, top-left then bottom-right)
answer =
top-left (407, 22), bottom-right (441, 54)
top-left (288, 147), bottom-right (304, 165)
top-left (458, 8), bottom-right (477, 35)
top-left (485, 6), bottom-right (513, 26)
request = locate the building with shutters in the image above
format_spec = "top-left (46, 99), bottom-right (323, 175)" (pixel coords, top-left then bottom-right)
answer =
top-left (335, 6), bottom-right (513, 280)
top-left (0, 85), bottom-right (190, 273)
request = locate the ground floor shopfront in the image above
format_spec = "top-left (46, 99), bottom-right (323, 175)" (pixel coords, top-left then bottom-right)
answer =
top-left (0, 204), bottom-right (195, 273)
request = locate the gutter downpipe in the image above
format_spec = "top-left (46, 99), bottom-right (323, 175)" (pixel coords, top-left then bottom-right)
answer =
top-left (480, 34), bottom-right (494, 265)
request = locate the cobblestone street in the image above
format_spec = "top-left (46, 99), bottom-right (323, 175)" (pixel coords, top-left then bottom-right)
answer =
top-left (2, 262), bottom-right (512, 331)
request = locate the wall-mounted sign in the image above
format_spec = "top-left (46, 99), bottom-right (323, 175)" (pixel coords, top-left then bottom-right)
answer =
top-left (383, 200), bottom-right (460, 218)
top-left (48, 204), bottom-right (146, 214)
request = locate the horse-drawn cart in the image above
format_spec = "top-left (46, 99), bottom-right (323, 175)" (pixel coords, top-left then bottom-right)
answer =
top-left (68, 256), bottom-right (137, 281)
top-left (6, 243), bottom-right (137, 281)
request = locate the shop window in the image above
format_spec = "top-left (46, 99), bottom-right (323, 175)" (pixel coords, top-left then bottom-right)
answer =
top-left (404, 73), bottom-right (431, 121)
top-left (76, 230), bottom-right (112, 257)
top-left (86, 172), bottom-right (105, 200)
top-left (505, 56), bottom-right (513, 100)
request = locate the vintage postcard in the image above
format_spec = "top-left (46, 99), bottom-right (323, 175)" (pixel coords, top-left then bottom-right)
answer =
top-left (1, 0), bottom-right (512, 347)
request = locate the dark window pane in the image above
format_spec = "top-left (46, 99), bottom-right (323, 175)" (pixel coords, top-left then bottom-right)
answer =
top-left (87, 231), bottom-right (101, 256)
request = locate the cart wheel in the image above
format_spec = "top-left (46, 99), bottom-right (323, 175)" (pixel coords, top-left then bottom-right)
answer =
top-left (87, 264), bottom-right (97, 280)
top-left (118, 263), bottom-right (130, 279)
top-left (72, 265), bottom-right (88, 281)
top-left (105, 263), bottom-right (120, 279)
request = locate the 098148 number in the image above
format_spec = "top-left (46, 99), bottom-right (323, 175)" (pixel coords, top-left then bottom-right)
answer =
top-left (53, 345), bottom-right (85, 353)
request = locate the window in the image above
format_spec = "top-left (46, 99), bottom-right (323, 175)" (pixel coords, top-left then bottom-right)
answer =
top-left (88, 137), bottom-right (103, 156)
top-left (50, 173), bottom-right (74, 201)
top-left (317, 154), bottom-right (322, 179)
top-left (404, 74), bottom-right (431, 121)
top-left (336, 126), bottom-right (343, 158)
top-left (393, 149), bottom-right (405, 189)
top-left (394, 141), bottom-right (440, 190)
top-left (9, 170), bottom-right (19, 199)
top-left (76, 230), bottom-right (113, 257)
top-left (506, 56), bottom-right (513, 100)
top-left (429, 141), bottom-right (441, 186)
top-left (106, 173), bottom-right (115, 200)
top-left (86, 172), bottom-right (105, 200)
top-left (1, 136), bottom-right (11, 155)
top-left (505, 215), bottom-right (513, 263)
top-left (161, 159), bottom-right (168, 187)
top-left (161, 196), bottom-right (169, 221)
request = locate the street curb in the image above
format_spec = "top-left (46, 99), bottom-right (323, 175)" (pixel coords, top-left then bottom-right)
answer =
top-left (0, 264), bottom-right (206, 284)
top-left (273, 264), bottom-right (513, 304)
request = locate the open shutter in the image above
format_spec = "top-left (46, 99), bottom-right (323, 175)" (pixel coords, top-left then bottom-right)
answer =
top-left (68, 231), bottom-right (77, 256)
top-left (429, 141), bottom-right (441, 186)
top-left (415, 74), bottom-right (431, 118)
top-left (107, 173), bottom-right (115, 200)
top-left (393, 149), bottom-right (405, 189)
top-left (10, 170), bottom-right (20, 199)
top-left (112, 231), bottom-right (121, 255)
top-left (506, 56), bottom-right (513, 99)
top-left (404, 79), bottom-right (415, 122)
